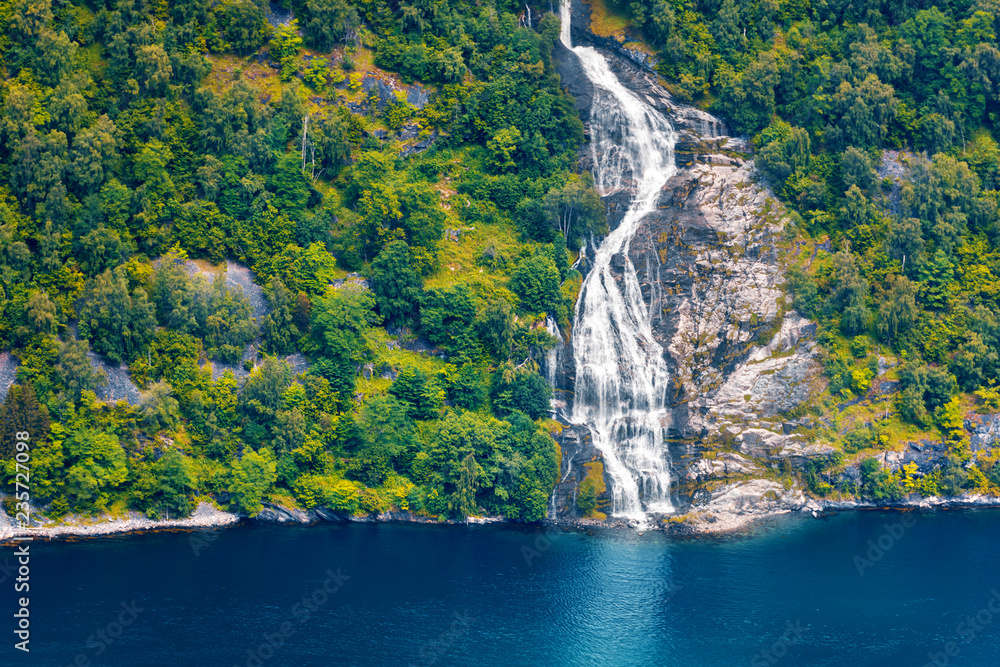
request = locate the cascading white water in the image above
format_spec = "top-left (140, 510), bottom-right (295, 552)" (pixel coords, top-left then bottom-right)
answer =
top-left (560, 0), bottom-right (676, 522)
top-left (543, 316), bottom-right (562, 393)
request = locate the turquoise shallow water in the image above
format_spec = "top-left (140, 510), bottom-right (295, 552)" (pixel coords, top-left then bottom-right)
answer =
top-left (6, 509), bottom-right (1000, 666)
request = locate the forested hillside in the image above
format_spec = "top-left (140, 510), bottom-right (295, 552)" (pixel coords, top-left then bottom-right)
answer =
top-left (4, 0), bottom-right (1000, 523)
top-left (609, 0), bottom-right (1000, 496)
top-left (0, 0), bottom-right (603, 521)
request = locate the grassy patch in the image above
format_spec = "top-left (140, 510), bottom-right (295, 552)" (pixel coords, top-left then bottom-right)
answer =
top-left (355, 342), bottom-right (450, 400)
top-left (585, 0), bottom-right (631, 38)
top-left (538, 418), bottom-right (564, 435)
top-left (579, 460), bottom-right (609, 519)
top-left (621, 41), bottom-right (656, 56)
top-left (268, 490), bottom-right (302, 510)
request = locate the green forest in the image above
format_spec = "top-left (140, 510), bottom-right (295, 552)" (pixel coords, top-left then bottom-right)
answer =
top-left (0, 0), bottom-right (603, 521)
top-left (1, 0), bottom-right (1000, 521)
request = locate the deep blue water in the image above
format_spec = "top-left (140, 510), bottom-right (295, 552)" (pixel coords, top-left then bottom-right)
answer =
top-left (5, 510), bottom-right (1000, 666)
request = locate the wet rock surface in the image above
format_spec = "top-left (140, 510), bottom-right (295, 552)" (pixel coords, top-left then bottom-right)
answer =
top-left (552, 21), bottom-right (826, 522)
top-left (550, 425), bottom-right (614, 520)
top-left (0, 351), bottom-right (20, 403)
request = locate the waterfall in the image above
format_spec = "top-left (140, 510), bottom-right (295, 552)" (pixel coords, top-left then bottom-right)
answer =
top-left (560, 0), bottom-right (676, 522)
top-left (544, 316), bottom-right (562, 393)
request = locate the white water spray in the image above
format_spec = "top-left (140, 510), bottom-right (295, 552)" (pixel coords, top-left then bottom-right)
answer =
top-left (560, 0), bottom-right (676, 521)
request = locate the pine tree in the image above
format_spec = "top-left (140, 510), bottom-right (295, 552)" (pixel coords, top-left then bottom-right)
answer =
top-left (0, 384), bottom-right (51, 459)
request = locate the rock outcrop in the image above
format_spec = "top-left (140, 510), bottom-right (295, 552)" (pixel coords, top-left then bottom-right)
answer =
top-left (552, 6), bottom-right (825, 520)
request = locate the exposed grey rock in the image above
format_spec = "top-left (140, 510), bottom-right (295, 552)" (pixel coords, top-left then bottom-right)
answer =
top-left (330, 273), bottom-right (370, 290)
top-left (225, 261), bottom-right (268, 320)
top-left (694, 479), bottom-right (807, 517)
top-left (400, 130), bottom-right (438, 158)
top-left (406, 84), bottom-right (430, 109)
top-left (549, 425), bottom-right (612, 520)
top-left (265, 2), bottom-right (294, 28)
top-left (0, 501), bottom-right (239, 541)
top-left (679, 451), bottom-right (762, 482)
top-left (89, 353), bottom-right (141, 405)
top-left (362, 75), bottom-right (396, 109)
top-left (0, 351), bottom-right (20, 403)
top-left (285, 352), bottom-right (310, 375)
top-left (256, 503), bottom-right (318, 523)
top-left (966, 413), bottom-right (1000, 450)
top-left (181, 260), bottom-right (271, 382)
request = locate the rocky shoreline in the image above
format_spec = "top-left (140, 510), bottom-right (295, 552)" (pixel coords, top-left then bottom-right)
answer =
top-left (5, 494), bottom-right (1000, 544)
top-left (660, 489), bottom-right (1000, 537)
top-left (0, 502), bottom-right (240, 543)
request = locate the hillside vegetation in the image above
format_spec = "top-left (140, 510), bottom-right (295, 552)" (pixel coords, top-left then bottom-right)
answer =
top-left (0, 0), bottom-right (604, 521)
top-left (4, 0), bottom-right (1000, 521)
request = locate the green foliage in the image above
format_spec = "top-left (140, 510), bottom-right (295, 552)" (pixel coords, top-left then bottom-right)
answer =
top-left (844, 425), bottom-right (888, 454)
top-left (152, 450), bottom-right (197, 517)
top-left (491, 362), bottom-right (551, 420)
top-left (859, 457), bottom-right (903, 502)
top-left (389, 366), bottom-right (443, 421)
top-left (63, 427), bottom-right (128, 512)
top-left (304, 0), bottom-right (360, 51)
top-left (368, 240), bottom-right (421, 326)
top-left (141, 381), bottom-right (181, 432)
top-left (577, 476), bottom-right (598, 515)
top-left (261, 278), bottom-right (301, 355)
top-left (304, 58), bottom-right (338, 92)
top-left (877, 275), bottom-right (918, 342)
top-left (54, 339), bottom-right (108, 402)
top-left (419, 283), bottom-right (477, 358)
top-left (228, 447), bottom-right (278, 516)
top-left (543, 175), bottom-right (607, 249)
top-left (0, 0), bottom-right (648, 521)
top-left (938, 454), bottom-right (970, 496)
top-left (829, 250), bottom-right (870, 336)
top-left (308, 284), bottom-right (377, 396)
top-left (218, 1), bottom-right (269, 55)
top-left (510, 253), bottom-right (564, 318)
top-left (896, 362), bottom-right (959, 427)
top-left (78, 268), bottom-right (157, 364)
top-left (786, 265), bottom-right (819, 318)
top-left (421, 408), bottom-right (557, 521)
top-left (349, 394), bottom-right (421, 485)
top-left (0, 383), bottom-right (50, 459)
top-left (240, 357), bottom-right (293, 427)
top-left (756, 120), bottom-right (810, 187)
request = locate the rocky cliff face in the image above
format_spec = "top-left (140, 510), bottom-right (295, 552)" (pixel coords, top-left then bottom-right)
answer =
top-left (550, 9), bottom-right (827, 521)
top-left (549, 4), bottom-right (1000, 530)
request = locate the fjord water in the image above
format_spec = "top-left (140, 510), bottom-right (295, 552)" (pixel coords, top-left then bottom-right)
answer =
top-left (561, 0), bottom-right (676, 520)
top-left (15, 511), bottom-right (1000, 666)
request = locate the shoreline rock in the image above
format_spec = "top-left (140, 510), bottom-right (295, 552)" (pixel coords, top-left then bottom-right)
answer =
top-left (0, 501), bottom-right (240, 543)
top-left (7, 493), bottom-right (1000, 545)
top-left (662, 492), bottom-right (1000, 537)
